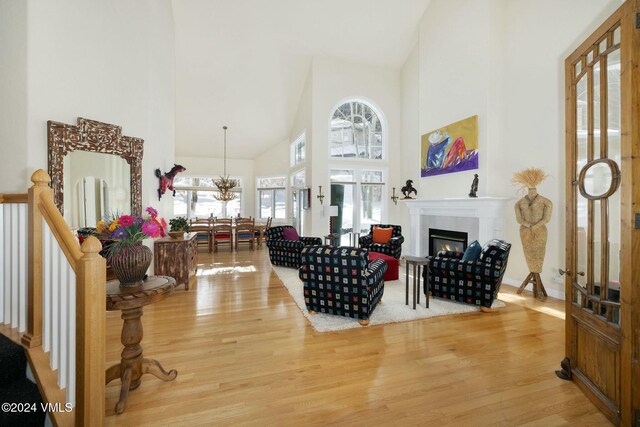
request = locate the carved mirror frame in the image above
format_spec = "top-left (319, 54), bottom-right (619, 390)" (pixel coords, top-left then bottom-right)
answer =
top-left (47, 117), bottom-right (144, 217)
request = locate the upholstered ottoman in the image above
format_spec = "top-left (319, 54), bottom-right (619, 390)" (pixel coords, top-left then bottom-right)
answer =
top-left (369, 251), bottom-right (399, 281)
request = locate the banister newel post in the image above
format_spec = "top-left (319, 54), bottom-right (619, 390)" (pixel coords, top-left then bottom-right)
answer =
top-left (22, 169), bottom-right (51, 348)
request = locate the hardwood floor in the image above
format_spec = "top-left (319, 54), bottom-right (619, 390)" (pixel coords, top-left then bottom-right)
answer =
top-left (105, 247), bottom-right (610, 426)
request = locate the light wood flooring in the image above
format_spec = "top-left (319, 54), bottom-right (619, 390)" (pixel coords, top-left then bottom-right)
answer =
top-left (105, 247), bottom-right (611, 426)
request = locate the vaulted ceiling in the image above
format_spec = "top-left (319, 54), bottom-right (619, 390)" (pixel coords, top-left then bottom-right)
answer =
top-left (172, 0), bottom-right (431, 159)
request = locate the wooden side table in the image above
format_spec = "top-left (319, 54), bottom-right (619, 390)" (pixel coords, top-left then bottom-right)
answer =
top-left (154, 232), bottom-right (198, 290)
top-left (106, 276), bottom-right (178, 414)
top-left (404, 256), bottom-right (430, 309)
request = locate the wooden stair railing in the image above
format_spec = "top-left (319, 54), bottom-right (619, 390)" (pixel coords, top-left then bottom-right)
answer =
top-left (1, 170), bottom-right (106, 426)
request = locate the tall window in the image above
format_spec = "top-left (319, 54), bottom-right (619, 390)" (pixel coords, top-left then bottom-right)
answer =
top-left (173, 176), bottom-right (242, 218)
top-left (290, 133), bottom-right (306, 166)
top-left (257, 177), bottom-right (286, 219)
top-left (330, 100), bottom-right (383, 159)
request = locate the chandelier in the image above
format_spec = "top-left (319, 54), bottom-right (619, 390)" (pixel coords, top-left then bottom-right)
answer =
top-left (214, 125), bottom-right (238, 201)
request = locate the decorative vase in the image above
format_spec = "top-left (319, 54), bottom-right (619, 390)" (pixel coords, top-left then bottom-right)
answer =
top-left (168, 231), bottom-right (184, 239)
top-left (109, 244), bottom-right (152, 287)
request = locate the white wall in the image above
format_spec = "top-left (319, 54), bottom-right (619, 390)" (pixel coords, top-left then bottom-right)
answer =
top-left (400, 42), bottom-right (421, 254)
top-left (417, 0), bottom-right (493, 198)
top-left (175, 156), bottom-right (255, 218)
top-left (0, 0), bottom-right (28, 192)
top-left (410, 0), bottom-right (623, 298)
top-left (0, 0), bottom-right (176, 219)
top-left (310, 57), bottom-right (403, 239)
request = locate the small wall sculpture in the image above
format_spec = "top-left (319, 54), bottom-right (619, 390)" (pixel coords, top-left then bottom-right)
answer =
top-left (401, 180), bottom-right (417, 199)
top-left (155, 164), bottom-right (186, 200)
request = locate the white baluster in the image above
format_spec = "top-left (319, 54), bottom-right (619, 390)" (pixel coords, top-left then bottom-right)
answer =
top-left (18, 204), bottom-right (27, 332)
top-left (10, 204), bottom-right (18, 326)
top-left (68, 267), bottom-right (76, 406)
top-left (50, 238), bottom-right (59, 371)
top-left (43, 221), bottom-right (51, 353)
top-left (0, 205), bottom-right (5, 322)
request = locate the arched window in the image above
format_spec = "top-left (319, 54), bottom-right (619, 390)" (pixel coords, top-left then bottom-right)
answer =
top-left (330, 100), bottom-right (383, 160)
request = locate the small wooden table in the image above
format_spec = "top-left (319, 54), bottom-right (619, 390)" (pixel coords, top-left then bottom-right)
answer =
top-left (404, 256), bottom-right (430, 309)
top-left (105, 276), bottom-right (178, 414)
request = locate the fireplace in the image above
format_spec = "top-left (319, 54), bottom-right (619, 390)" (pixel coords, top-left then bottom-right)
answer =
top-left (429, 228), bottom-right (468, 256)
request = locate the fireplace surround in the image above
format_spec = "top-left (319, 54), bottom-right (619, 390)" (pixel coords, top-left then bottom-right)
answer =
top-left (404, 197), bottom-right (510, 257)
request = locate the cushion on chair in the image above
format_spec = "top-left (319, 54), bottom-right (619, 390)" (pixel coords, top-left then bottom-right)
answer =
top-left (283, 227), bottom-right (300, 241)
top-left (462, 240), bottom-right (482, 261)
top-left (372, 227), bottom-right (393, 244)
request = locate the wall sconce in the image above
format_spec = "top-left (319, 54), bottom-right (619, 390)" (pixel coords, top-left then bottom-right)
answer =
top-left (317, 185), bottom-right (325, 205)
top-left (391, 187), bottom-right (399, 205)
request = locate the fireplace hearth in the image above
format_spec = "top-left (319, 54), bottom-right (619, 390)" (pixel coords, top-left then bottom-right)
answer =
top-left (429, 228), bottom-right (468, 256)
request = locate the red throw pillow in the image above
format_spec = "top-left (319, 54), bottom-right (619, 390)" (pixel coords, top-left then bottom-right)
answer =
top-left (283, 227), bottom-right (300, 241)
top-left (372, 227), bottom-right (393, 244)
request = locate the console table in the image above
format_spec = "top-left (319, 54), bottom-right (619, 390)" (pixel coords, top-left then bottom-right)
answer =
top-left (105, 276), bottom-right (178, 414)
top-left (154, 232), bottom-right (197, 290)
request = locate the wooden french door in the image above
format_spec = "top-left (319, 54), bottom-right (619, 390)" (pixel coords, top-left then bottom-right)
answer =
top-left (562, 1), bottom-right (640, 425)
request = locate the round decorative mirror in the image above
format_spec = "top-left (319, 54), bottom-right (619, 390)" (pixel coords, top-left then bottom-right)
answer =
top-left (578, 158), bottom-right (620, 200)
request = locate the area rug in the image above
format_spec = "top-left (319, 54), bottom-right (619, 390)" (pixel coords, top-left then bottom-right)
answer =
top-left (272, 266), bottom-right (506, 332)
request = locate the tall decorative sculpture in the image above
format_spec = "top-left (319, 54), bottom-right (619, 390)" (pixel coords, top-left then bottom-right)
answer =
top-left (513, 168), bottom-right (552, 300)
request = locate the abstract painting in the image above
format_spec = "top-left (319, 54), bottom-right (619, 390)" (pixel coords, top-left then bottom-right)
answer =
top-left (421, 115), bottom-right (478, 177)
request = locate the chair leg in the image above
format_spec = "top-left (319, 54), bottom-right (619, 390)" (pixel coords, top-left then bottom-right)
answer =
top-left (358, 319), bottom-right (370, 326)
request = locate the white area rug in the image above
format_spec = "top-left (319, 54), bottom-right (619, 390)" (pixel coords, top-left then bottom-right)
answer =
top-left (272, 266), bottom-right (506, 332)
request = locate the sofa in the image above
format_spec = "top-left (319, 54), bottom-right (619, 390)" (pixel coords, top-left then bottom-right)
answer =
top-left (265, 225), bottom-right (322, 268)
top-left (423, 239), bottom-right (511, 309)
top-left (299, 245), bottom-right (386, 325)
top-left (358, 224), bottom-right (404, 259)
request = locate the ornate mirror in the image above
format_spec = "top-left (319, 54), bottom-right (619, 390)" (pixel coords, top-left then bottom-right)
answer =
top-left (48, 118), bottom-right (143, 225)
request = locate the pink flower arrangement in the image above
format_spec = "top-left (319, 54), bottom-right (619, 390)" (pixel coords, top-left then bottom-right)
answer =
top-left (96, 207), bottom-right (166, 256)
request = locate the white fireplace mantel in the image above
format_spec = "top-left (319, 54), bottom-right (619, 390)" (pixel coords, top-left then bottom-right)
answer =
top-left (403, 197), bottom-right (511, 257)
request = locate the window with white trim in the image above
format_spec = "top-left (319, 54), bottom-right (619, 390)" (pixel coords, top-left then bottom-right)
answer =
top-left (173, 176), bottom-right (242, 218)
top-left (330, 101), bottom-right (383, 159)
top-left (290, 133), bottom-right (306, 166)
top-left (257, 176), bottom-right (286, 219)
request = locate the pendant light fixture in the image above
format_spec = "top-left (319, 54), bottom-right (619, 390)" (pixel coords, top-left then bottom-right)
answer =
top-left (214, 125), bottom-right (238, 201)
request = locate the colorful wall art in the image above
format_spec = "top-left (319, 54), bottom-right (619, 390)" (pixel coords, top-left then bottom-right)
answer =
top-left (421, 115), bottom-right (478, 177)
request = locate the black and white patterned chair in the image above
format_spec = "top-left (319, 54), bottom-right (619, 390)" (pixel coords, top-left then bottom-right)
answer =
top-left (423, 239), bottom-right (511, 310)
top-left (265, 226), bottom-right (322, 268)
top-left (358, 224), bottom-right (404, 259)
top-left (299, 245), bottom-right (386, 326)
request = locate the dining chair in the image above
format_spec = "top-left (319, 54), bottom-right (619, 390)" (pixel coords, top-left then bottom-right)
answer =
top-left (212, 220), bottom-right (233, 252)
top-left (235, 218), bottom-right (255, 251)
top-left (190, 217), bottom-right (212, 253)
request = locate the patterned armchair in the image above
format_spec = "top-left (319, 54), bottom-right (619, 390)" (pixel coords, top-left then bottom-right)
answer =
top-left (423, 239), bottom-right (511, 309)
top-left (358, 224), bottom-right (404, 259)
top-left (299, 246), bottom-right (386, 326)
top-left (266, 226), bottom-right (322, 268)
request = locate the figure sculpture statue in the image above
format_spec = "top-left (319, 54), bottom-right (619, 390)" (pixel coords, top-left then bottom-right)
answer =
top-left (401, 180), bottom-right (417, 199)
top-left (513, 167), bottom-right (552, 300)
top-left (468, 174), bottom-right (479, 197)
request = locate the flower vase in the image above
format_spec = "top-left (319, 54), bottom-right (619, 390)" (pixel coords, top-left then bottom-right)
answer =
top-left (109, 244), bottom-right (152, 287)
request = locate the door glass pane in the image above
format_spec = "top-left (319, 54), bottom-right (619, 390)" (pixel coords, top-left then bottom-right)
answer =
top-left (576, 73), bottom-right (588, 288)
top-left (360, 184), bottom-right (382, 234)
top-left (592, 200), bottom-right (602, 298)
top-left (607, 48), bottom-right (621, 301)
top-left (330, 183), bottom-right (354, 245)
top-left (593, 61), bottom-right (601, 159)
